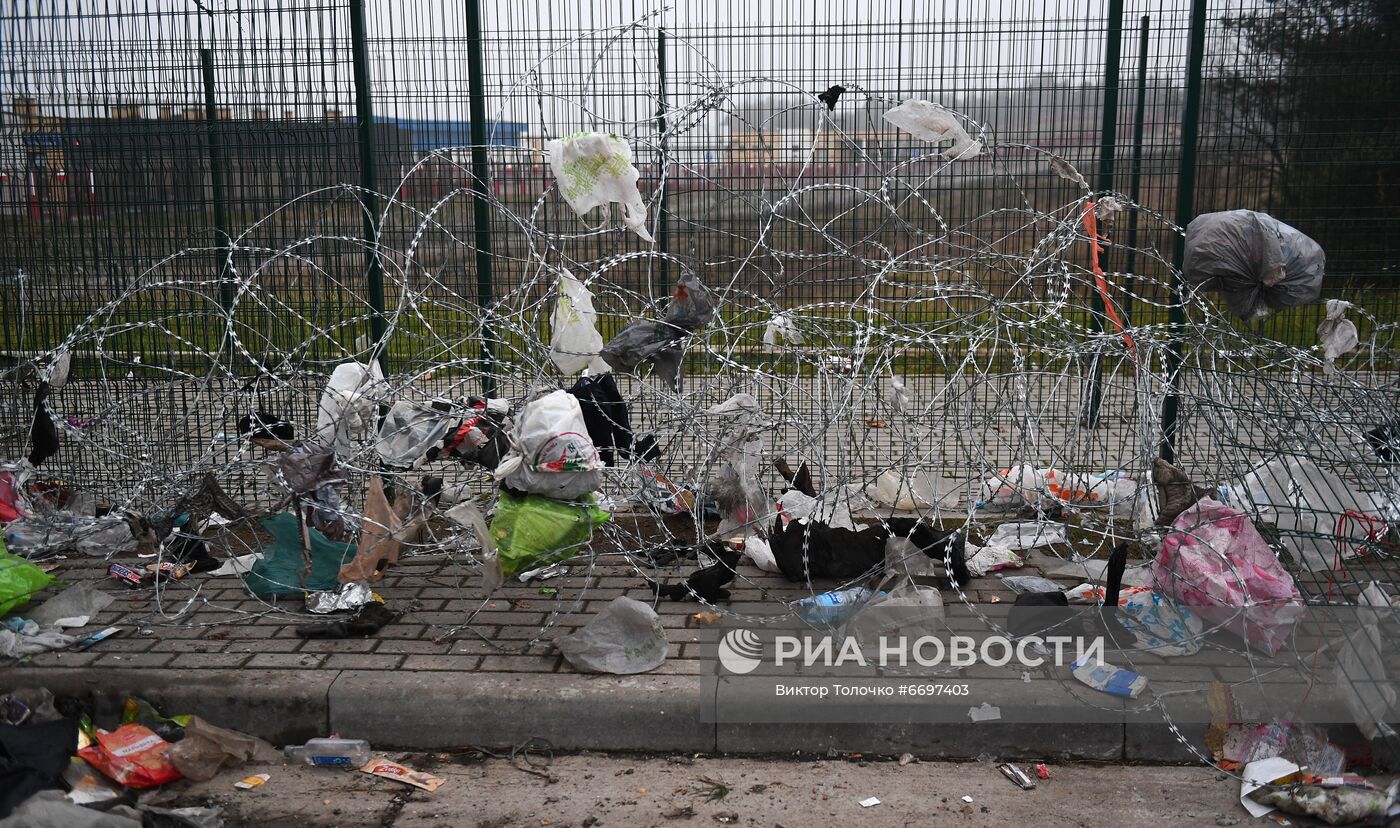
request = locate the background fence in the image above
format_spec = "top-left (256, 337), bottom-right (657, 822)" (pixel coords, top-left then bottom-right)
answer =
top-left (0, 0), bottom-right (1397, 504)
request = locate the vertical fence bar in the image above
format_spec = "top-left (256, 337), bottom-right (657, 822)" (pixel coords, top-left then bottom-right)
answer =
top-left (1082, 0), bottom-right (1124, 428)
top-left (200, 49), bottom-right (234, 328)
top-left (1161, 0), bottom-right (1209, 464)
top-left (465, 0), bottom-right (497, 397)
top-left (1122, 16), bottom-right (1151, 309)
top-left (654, 26), bottom-right (670, 299)
top-left (348, 0), bottom-right (388, 370)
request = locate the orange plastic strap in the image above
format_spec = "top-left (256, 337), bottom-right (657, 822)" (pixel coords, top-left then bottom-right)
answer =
top-left (1081, 201), bottom-right (1136, 355)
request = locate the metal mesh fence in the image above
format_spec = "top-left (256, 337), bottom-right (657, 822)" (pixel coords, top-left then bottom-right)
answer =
top-left (0, 1), bottom-right (1397, 600)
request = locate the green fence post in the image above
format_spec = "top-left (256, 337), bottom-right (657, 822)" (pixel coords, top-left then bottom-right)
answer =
top-left (348, 0), bottom-right (388, 371)
top-left (655, 27), bottom-right (670, 300)
top-left (465, 0), bottom-right (497, 398)
top-left (1161, 0), bottom-right (1209, 464)
top-left (200, 49), bottom-right (234, 336)
top-left (1083, 0), bottom-right (1124, 429)
top-left (1122, 16), bottom-right (1151, 311)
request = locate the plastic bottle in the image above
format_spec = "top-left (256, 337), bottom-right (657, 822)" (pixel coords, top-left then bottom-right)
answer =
top-left (793, 587), bottom-right (874, 626)
top-left (283, 738), bottom-right (373, 768)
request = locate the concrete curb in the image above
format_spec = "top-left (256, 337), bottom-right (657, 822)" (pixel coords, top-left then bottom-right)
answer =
top-left (5, 667), bottom-right (1212, 762)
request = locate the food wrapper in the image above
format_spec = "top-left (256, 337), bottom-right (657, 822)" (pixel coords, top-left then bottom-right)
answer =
top-left (235, 773), bottom-right (271, 790)
top-left (77, 723), bottom-right (183, 788)
top-left (360, 757), bottom-right (445, 791)
top-left (306, 581), bottom-right (379, 614)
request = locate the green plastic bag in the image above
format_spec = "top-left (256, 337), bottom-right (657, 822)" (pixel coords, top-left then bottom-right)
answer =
top-left (491, 491), bottom-right (610, 578)
top-left (246, 512), bottom-right (356, 599)
top-left (0, 535), bottom-right (55, 616)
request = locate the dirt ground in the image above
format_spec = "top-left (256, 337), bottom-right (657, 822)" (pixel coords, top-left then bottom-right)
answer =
top-left (150, 751), bottom-right (1259, 828)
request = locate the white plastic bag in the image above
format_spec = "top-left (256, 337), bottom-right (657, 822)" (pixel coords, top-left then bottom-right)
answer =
top-left (496, 390), bottom-right (603, 501)
top-left (866, 469), bottom-right (942, 511)
top-left (844, 576), bottom-right (945, 660)
top-left (555, 596), bottom-right (668, 674)
top-left (1317, 298), bottom-right (1358, 367)
top-left (547, 132), bottom-right (654, 242)
top-left (986, 521), bottom-right (1068, 550)
top-left (979, 464), bottom-right (1045, 510)
top-left (316, 361), bottom-right (387, 454)
top-left (882, 99), bottom-right (981, 160)
top-left (1334, 582), bottom-right (1396, 742)
top-left (886, 374), bottom-right (911, 414)
top-left (375, 400), bottom-right (454, 468)
top-left (549, 270), bottom-right (610, 375)
top-left (762, 313), bottom-right (804, 348)
top-left (1235, 456), bottom-right (1387, 571)
top-left (741, 536), bottom-right (779, 573)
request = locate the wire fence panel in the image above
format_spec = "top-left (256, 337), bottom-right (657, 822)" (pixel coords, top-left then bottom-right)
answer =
top-left (0, 1), bottom-right (1396, 598)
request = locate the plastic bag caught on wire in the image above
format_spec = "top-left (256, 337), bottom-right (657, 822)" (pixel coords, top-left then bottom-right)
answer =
top-left (315, 361), bottom-right (387, 454)
top-left (1234, 455), bottom-right (1387, 572)
top-left (495, 390), bottom-right (604, 501)
top-left (375, 400), bottom-right (454, 469)
top-left (600, 273), bottom-right (715, 390)
top-left (1334, 581), bottom-right (1397, 742)
top-left (1317, 298), bottom-right (1359, 370)
top-left (882, 99), bottom-right (982, 160)
top-left (549, 269), bottom-right (610, 375)
top-left (547, 132), bottom-right (654, 242)
top-left (1152, 498), bottom-right (1302, 655)
top-left (1182, 210), bottom-right (1324, 320)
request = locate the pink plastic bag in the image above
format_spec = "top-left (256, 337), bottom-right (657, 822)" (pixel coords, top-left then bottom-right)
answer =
top-left (1152, 498), bottom-right (1302, 655)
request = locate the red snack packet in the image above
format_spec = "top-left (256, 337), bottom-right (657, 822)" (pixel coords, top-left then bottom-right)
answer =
top-left (78, 723), bottom-right (183, 788)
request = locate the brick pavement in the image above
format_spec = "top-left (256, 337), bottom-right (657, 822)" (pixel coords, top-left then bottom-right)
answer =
top-left (8, 509), bottom-right (1384, 762)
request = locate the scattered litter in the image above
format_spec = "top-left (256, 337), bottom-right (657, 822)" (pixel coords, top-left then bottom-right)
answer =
top-left (1000, 575), bottom-right (1063, 594)
top-left (691, 611), bottom-right (722, 625)
top-left (1034, 764), bottom-right (1052, 780)
top-left (556, 596), bottom-right (668, 674)
top-left (968, 702), bottom-right (1001, 722)
top-left (284, 737), bottom-right (373, 768)
top-left (898, 753), bottom-right (916, 767)
top-left (360, 758), bottom-right (446, 792)
top-left (107, 562), bottom-right (144, 588)
top-left (78, 723), bottom-right (183, 788)
top-left (1071, 659), bottom-right (1148, 698)
top-left (234, 773), bottom-right (270, 790)
top-left (519, 563), bottom-right (568, 582)
top-left (859, 796), bottom-right (881, 807)
top-left (305, 582), bottom-right (379, 614)
top-left (73, 626), bottom-right (120, 650)
top-left (539, 586), bottom-right (558, 596)
top-left (209, 553), bottom-right (262, 577)
top-left (962, 795), bottom-right (974, 803)
top-left (1240, 757), bottom-right (1303, 819)
top-left (998, 762), bottom-right (1036, 790)
top-left (985, 522), bottom-right (1068, 550)
top-left (965, 544), bottom-right (1024, 577)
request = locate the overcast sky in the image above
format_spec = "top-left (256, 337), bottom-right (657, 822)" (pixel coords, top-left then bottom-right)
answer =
top-left (2, 0), bottom-right (1251, 139)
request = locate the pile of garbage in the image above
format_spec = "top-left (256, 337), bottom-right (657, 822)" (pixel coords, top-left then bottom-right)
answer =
top-left (0, 686), bottom-right (444, 826)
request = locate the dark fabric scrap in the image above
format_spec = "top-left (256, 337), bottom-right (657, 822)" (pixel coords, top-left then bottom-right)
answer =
top-left (29, 381), bottom-right (59, 467)
top-left (770, 517), bottom-right (966, 585)
top-left (568, 373), bottom-right (633, 467)
top-left (0, 718), bottom-right (78, 818)
top-left (654, 543), bottom-right (742, 603)
top-left (295, 602), bottom-right (400, 639)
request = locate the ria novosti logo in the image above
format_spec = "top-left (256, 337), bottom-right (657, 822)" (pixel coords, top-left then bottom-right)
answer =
top-left (715, 627), bottom-right (1103, 673)
top-left (718, 629), bottom-right (764, 674)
